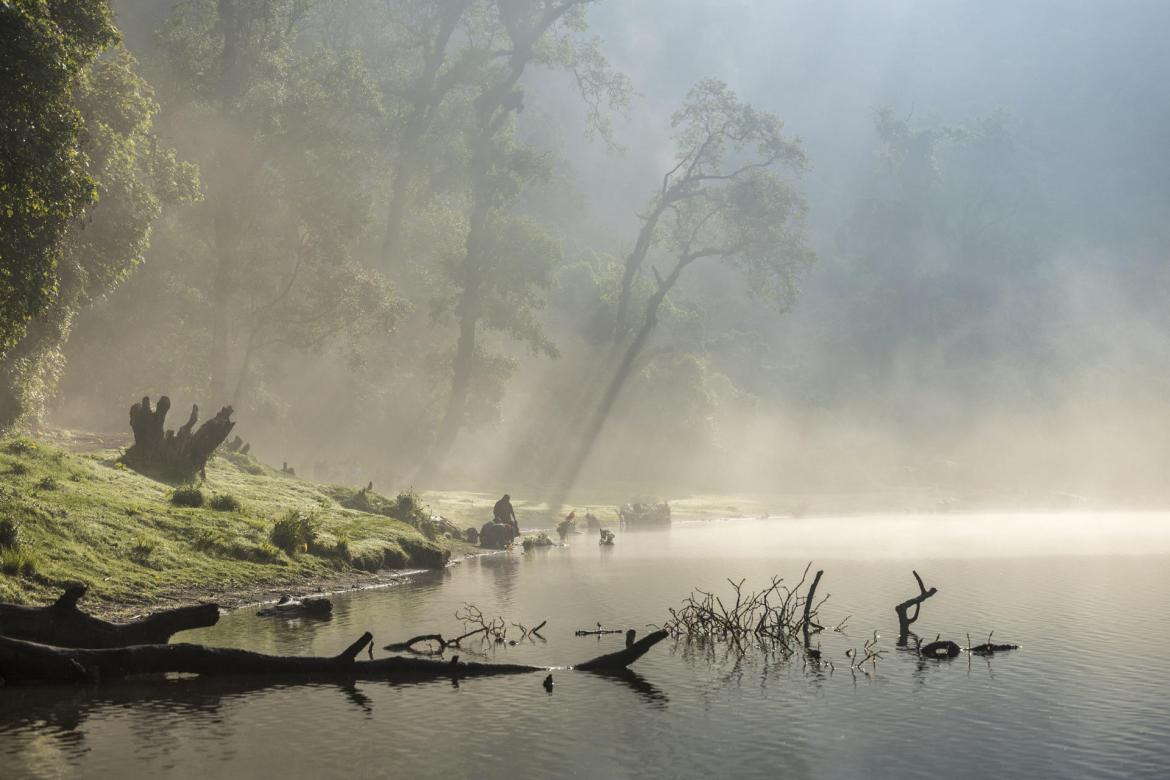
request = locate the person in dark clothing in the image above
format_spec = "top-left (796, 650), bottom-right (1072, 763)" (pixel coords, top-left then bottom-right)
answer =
top-left (493, 494), bottom-right (518, 536)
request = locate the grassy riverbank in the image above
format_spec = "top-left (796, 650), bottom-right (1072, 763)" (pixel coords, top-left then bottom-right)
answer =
top-left (0, 435), bottom-right (459, 611)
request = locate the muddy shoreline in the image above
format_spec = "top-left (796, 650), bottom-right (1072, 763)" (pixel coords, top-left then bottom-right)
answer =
top-left (90, 552), bottom-right (494, 622)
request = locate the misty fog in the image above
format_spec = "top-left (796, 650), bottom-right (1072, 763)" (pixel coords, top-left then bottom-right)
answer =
top-left (40, 0), bottom-right (1170, 505)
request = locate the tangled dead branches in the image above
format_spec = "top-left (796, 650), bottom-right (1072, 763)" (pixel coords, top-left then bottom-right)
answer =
top-left (664, 563), bottom-right (829, 655)
top-left (384, 604), bottom-right (546, 655)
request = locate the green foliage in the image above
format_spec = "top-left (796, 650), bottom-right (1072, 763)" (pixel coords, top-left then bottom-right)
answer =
top-left (170, 485), bottom-right (204, 507)
top-left (0, 547), bottom-right (39, 577)
top-left (208, 493), bottom-right (241, 512)
top-left (35, 475), bottom-right (58, 490)
top-left (0, 42), bottom-right (199, 430)
top-left (270, 511), bottom-right (317, 555)
top-left (0, 0), bottom-right (118, 359)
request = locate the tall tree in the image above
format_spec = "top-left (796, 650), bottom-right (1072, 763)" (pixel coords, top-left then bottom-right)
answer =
top-left (551, 80), bottom-right (813, 499)
top-left (414, 0), bottom-right (629, 481)
top-left (149, 0), bottom-right (400, 405)
top-left (0, 0), bottom-right (118, 360)
top-left (0, 47), bottom-right (198, 429)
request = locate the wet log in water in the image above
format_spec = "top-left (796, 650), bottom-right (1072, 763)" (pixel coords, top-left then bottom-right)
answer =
top-left (0, 586), bottom-right (219, 649)
top-left (895, 570), bottom-right (938, 644)
top-left (0, 628), bottom-right (670, 686)
top-left (574, 630), bottom-right (669, 671)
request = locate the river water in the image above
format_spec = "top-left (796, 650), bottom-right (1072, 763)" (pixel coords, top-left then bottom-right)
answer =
top-left (3, 512), bottom-right (1170, 778)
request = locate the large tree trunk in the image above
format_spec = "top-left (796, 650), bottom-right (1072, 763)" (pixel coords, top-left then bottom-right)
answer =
top-left (0, 629), bottom-right (669, 686)
top-left (550, 257), bottom-right (691, 504)
top-left (124, 395), bottom-right (235, 479)
top-left (0, 586), bottom-right (219, 649)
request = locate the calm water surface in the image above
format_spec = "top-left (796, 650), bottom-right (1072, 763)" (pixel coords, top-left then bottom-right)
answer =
top-left (3, 512), bottom-right (1170, 779)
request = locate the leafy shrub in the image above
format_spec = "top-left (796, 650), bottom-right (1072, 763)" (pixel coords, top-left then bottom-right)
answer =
top-left (209, 493), bottom-right (241, 512)
top-left (271, 512), bottom-right (317, 555)
top-left (0, 518), bottom-right (20, 549)
top-left (7, 462), bottom-right (29, 476)
top-left (171, 486), bottom-right (205, 507)
top-left (0, 548), bottom-right (39, 576)
top-left (36, 476), bottom-right (58, 490)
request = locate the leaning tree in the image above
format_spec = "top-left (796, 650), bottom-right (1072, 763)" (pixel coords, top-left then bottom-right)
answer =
top-left (551, 80), bottom-right (814, 501)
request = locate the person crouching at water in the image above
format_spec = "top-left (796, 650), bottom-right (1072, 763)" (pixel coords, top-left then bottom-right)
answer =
top-left (494, 494), bottom-right (519, 536)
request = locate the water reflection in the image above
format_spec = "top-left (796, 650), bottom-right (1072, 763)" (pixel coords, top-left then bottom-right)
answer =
top-left (587, 669), bottom-right (669, 708)
top-left (3, 516), bottom-right (1170, 778)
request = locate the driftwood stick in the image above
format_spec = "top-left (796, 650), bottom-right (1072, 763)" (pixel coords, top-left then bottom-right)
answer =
top-left (575, 626), bottom-right (624, 636)
top-left (0, 586), bottom-right (219, 649)
top-left (894, 570), bottom-right (938, 645)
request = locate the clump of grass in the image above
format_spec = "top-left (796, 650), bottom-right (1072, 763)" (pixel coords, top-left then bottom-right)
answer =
top-left (0, 547), bottom-right (39, 576)
top-left (309, 531), bottom-right (352, 563)
top-left (36, 475), bottom-right (58, 491)
top-left (0, 517), bottom-right (21, 549)
top-left (4, 437), bottom-right (36, 455)
top-left (208, 493), bottom-right (241, 512)
top-left (171, 486), bottom-right (205, 507)
top-left (195, 529), bottom-right (285, 564)
top-left (129, 535), bottom-right (157, 566)
top-left (271, 511), bottom-right (317, 555)
top-left (7, 461), bottom-right (29, 476)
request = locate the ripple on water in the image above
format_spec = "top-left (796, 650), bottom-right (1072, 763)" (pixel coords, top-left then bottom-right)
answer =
top-left (3, 515), bottom-right (1170, 779)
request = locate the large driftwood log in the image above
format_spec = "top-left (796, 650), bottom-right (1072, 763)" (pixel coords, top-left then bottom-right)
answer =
top-left (0, 586), bottom-right (219, 649)
top-left (0, 628), bottom-right (670, 685)
top-left (125, 395), bottom-right (235, 478)
top-left (894, 570), bottom-right (938, 645)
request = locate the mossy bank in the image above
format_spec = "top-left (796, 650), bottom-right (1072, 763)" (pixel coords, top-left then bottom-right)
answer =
top-left (0, 435), bottom-right (460, 612)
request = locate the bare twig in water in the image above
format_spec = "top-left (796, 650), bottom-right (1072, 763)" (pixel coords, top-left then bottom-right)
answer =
top-left (511, 620), bottom-right (548, 641)
top-left (845, 631), bottom-right (885, 671)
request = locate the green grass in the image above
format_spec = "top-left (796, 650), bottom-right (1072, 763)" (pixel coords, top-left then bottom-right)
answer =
top-left (0, 435), bottom-right (454, 607)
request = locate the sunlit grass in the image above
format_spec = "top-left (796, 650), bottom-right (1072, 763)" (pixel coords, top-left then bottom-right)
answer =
top-left (0, 435), bottom-right (454, 607)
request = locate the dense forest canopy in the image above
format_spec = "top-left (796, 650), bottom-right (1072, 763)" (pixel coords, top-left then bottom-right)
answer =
top-left (3, 0), bottom-right (1169, 502)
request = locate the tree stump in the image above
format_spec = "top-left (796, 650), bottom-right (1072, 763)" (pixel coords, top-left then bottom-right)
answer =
top-left (124, 395), bottom-right (235, 479)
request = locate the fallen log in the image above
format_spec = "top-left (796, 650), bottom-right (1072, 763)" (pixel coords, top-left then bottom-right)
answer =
top-left (1, 628), bottom-right (670, 685)
top-left (0, 632), bottom-right (539, 685)
top-left (0, 586), bottom-right (219, 649)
